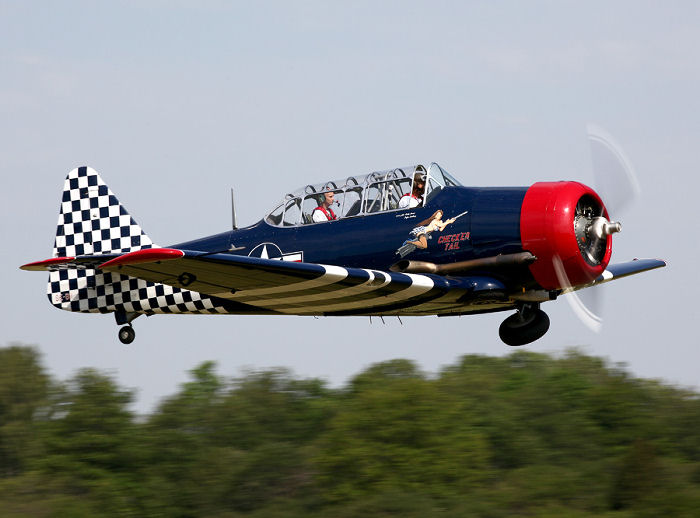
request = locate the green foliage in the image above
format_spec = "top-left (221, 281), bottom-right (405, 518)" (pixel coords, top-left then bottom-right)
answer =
top-left (315, 359), bottom-right (490, 503)
top-left (0, 345), bottom-right (49, 478)
top-left (3, 343), bottom-right (700, 516)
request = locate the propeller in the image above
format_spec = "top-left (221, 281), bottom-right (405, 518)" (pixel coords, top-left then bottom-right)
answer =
top-left (587, 123), bottom-right (640, 216)
top-left (556, 124), bottom-right (639, 332)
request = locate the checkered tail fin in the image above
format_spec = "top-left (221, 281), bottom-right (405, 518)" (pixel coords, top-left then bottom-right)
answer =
top-left (54, 166), bottom-right (155, 258)
top-left (46, 166), bottom-right (159, 313)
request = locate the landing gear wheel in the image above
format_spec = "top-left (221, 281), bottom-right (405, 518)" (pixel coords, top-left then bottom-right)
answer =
top-left (118, 325), bottom-right (135, 345)
top-left (499, 306), bottom-right (550, 346)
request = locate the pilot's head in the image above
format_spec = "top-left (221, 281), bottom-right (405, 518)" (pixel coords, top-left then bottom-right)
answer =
top-left (322, 192), bottom-right (334, 207)
top-left (413, 173), bottom-right (426, 192)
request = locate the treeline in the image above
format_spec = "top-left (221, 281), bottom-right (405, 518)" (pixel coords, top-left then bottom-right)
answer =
top-left (2, 345), bottom-right (700, 517)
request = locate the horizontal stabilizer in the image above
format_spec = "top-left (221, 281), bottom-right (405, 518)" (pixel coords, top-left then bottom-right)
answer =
top-left (20, 257), bottom-right (76, 271)
top-left (20, 254), bottom-right (119, 271)
top-left (20, 248), bottom-right (185, 271)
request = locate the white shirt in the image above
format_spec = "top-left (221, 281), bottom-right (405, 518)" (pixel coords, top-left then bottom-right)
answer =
top-left (398, 194), bottom-right (421, 209)
top-left (312, 206), bottom-right (336, 222)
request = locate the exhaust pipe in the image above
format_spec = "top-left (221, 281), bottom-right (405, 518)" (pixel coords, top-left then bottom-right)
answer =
top-left (390, 251), bottom-right (536, 275)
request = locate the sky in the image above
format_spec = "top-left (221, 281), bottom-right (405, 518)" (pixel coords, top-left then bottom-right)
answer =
top-left (2, 1), bottom-right (697, 412)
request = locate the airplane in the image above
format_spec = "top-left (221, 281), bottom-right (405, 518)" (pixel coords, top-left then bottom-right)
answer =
top-left (21, 157), bottom-right (665, 346)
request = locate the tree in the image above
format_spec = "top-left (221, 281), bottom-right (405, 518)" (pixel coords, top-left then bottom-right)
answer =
top-left (314, 359), bottom-right (490, 503)
top-left (0, 345), bottom-right (49, 477)
top-left (38, 368), bottom-right (139, 514)
top-left (610, 439), bottom-right (661, 510)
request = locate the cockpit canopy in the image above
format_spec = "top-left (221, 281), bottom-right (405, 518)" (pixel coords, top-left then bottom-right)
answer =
top-left (265, 162), bottom-right (460, 227)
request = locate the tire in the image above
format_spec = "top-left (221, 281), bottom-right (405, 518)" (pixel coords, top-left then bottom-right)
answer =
top-left (118, 326), bottom-right (135, 345)
top-left (499, 308), bottom-right (550, 346)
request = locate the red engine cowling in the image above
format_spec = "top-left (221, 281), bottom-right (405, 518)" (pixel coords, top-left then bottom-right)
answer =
top-left (520, 182), bottom-right (613, 290)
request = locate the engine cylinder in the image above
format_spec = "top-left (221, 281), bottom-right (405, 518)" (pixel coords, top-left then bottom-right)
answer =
top-left (520, 182), bottom-right (613, 290)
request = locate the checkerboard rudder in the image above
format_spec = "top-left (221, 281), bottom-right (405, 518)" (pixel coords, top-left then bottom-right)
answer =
top-left (47, 166), bottom-right (156, 311)
top-left (52, 166), bottom-right (154, 258)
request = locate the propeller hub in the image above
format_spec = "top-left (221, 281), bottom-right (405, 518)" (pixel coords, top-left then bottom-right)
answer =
top-left (589, 217), bottom-right (621, 240)
top-left (572, 194), bottom-right (615, 267)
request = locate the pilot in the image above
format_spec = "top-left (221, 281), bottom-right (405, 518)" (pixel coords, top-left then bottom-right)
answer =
top-left (312, 192), bottom-right (338, 222)
top-left (399, 173), bottom-right (426, 209)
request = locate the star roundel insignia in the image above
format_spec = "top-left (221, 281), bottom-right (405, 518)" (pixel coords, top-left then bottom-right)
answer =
top-left (248, 243), bottom-right (284, 260)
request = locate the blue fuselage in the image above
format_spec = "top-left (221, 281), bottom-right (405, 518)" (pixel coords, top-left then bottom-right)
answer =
top-left (173, 186), bottom-right (532, 282)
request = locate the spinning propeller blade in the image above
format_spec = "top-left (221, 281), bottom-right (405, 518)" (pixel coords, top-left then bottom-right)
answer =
top-left (558, 124), bottom-right (640, 332)
top-left (553, 255), bottom-right (603, 332)
top-left (587, 123), bottom-right (641, 216)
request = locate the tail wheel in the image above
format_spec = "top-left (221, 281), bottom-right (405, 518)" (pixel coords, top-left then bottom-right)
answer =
top-left (118, 325), bottom-right (135, 345)
top-left (499, 305), bottom-right (550, 346)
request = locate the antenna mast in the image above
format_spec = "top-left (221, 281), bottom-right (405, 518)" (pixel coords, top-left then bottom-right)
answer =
top-left (231, 188), bottom-right (238, 230)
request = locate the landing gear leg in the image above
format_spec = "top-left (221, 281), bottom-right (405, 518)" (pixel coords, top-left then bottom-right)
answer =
top-left (118, 325), bottom-right (135, 345)
top-left (499, 303), bottom-right (550, 346)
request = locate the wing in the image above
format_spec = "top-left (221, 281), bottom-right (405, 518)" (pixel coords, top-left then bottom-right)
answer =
top-left (22, 248), bottom-right (511, 316)
top-left (22, 249), bottom-right (664, 316)
top-left (564, 258), bottom-right (666, 293)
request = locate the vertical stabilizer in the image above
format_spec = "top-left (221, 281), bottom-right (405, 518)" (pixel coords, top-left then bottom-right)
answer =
top-left (53, 166), bottom-right (154, 258)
